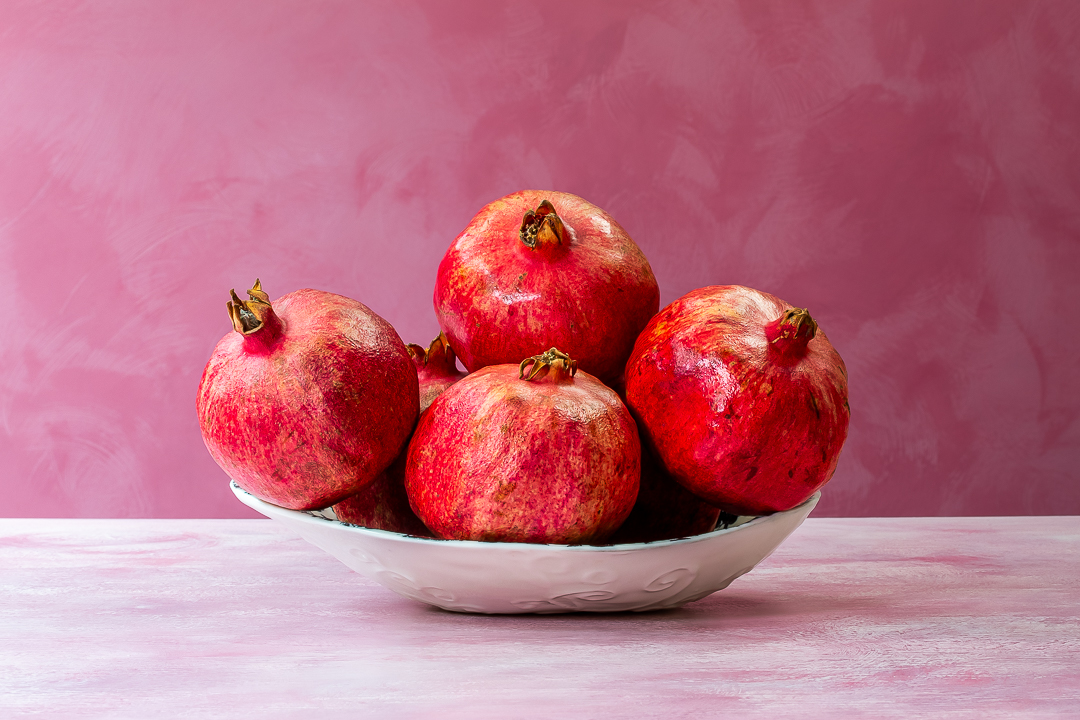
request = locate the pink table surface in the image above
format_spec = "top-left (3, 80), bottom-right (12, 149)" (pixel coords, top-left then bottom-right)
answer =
top-left (2, 517), bottom-right (1077, 719)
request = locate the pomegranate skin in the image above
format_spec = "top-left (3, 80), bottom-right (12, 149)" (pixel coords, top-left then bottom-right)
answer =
top-left (434, 190), bottom-right (659, 382)
top-left (405, 356), bottom-right (640, 544)
top-left (332, 453), bottom-right (431, 536)
top-left (607, 445), bottom-right (722, 544)
top-left (197, 285), bottom-right (419, 511)
top-left (625, 285), bottom-right (849, 516)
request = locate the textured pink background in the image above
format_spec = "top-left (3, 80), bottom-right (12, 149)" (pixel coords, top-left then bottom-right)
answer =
top-left (1, 0), bottom-right (1077, 518)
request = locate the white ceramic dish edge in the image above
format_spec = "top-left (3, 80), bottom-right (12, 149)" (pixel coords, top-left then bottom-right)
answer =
top-left (232, 481), bottom-right (819, 614)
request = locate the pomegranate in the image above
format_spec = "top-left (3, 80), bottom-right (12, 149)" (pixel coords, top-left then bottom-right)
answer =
top-left (333, 453), bottom-right (431, 536)
top-left (407, 332), bottom-right (467, 412)
top-left (625, 285), bottom-right (849, 516)
top-left (197, 280), bottom-right (419, 510)
top-left (607, 445), bottom-right (722, 544)
top-left (434, 190), bottom-right (660, 382)
top-left (405, 348), bottom-right (640, 544)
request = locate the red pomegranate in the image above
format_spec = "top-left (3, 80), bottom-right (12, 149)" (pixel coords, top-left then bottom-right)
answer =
top-left (606, 445), bottom-right (722, 544)
top-left (405, 348), bottom-right (640, 544)
top-left (197, 280), bottom-right (419, 510)
top-left (407, 332), bottom-right (467, 412)
top-left (332, 453), bottom-right (431, 536)
top-left (434, 191), bottom-right (659, 382)
top-left (625, 285), bottom-right (849, 516)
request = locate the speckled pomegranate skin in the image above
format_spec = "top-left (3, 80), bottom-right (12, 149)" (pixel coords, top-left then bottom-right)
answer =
top-left (332, 453), bottom-right (431, 536)
top-left (433, 190), bottom-right (659, 382)
top-left (197, 288), bottom-right (419, 511)
top-left (625, 285), bottom-right (849, 516)
top-left (405, 363), bottom-right (640, 544)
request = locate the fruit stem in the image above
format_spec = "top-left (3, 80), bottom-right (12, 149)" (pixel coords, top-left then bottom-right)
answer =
top-left (520, 347), bottom-right (577, 382)
top-left (407, 332), bottom-right (459, 375)
top-left (765, 307), bottom-right (817, 358)
top-left (227, 279), bottom-right (284, 349)
top-left (519, 199), bottom-right (568, 252)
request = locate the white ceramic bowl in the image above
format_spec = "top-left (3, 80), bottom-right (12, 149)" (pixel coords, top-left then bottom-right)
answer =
top-left (232, 482), bottom-right (818, 614)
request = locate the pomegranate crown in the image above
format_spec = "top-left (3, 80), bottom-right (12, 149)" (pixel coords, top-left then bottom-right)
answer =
top-left (519, 347), bottom-right (577, 382)
top-left (766, 307), bottom-right (818, 358)
top-left (227, 279), bottom-right (281, 341)
top-left (519, 199), bottom-right (567, 250)
top-left (407, 332), bottom-right (458, 373)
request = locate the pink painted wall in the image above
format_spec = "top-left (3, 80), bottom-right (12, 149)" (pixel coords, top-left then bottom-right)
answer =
top-left (1, 0), bottom-right (1077, 518)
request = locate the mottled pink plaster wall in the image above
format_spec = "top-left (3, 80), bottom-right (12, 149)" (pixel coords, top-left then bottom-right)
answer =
top-left (1, 0), bottom-right (1077, 518)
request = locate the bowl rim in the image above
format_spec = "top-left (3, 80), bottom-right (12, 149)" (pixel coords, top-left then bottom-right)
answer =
top-left (231, 481), bottom-right (821, 554)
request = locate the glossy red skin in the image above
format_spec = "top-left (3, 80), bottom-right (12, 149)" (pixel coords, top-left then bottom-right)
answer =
top-left (606, 445), bottom-right (721, 544)
top-left (625, 285), bottom-right (849, 516)
top-left (197, 289), bottom-right (419, 511)
top-left (434, 190), bottom-right (660, 382)
top-left (332, 453), bottom-right (431, 536)
top-left (405, 364), bottom-right (641, 544)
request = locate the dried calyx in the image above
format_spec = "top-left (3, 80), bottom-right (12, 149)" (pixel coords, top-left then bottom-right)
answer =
top-left (407, 332), bottom-right (458, 373)
top-left (519, 347), bottom-right (577, 382)
top-left (519, 200), bottom-right (567, 250)
top-left (227, 279), bottom-right (282, 343)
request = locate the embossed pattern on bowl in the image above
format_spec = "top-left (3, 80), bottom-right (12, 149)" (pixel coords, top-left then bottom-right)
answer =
top-left (231, 482), bottom-right (819, 614)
